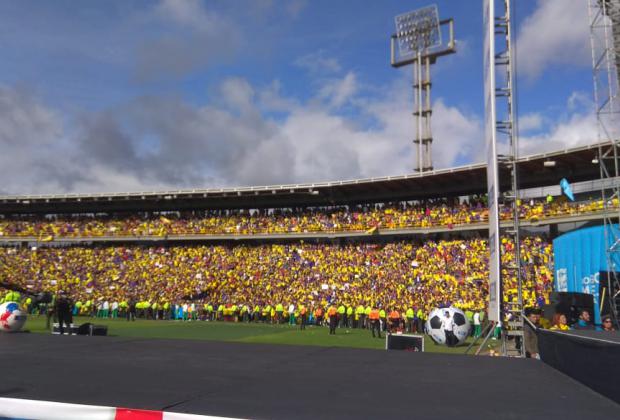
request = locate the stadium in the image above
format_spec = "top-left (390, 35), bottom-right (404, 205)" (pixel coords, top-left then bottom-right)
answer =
top-left (1, 1), bottom-right (620, 420)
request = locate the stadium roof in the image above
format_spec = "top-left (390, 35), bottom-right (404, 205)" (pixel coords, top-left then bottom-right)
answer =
top-left (0, 142), bottom-right (605, 214)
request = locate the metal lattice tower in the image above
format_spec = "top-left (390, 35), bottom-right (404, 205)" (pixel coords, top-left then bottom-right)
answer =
top-left (494, 0), bottom-right (524, 357)
top-left (390, 5), bottom-right (455, 173)
top-left (589, 0), bottom-right (620, 326)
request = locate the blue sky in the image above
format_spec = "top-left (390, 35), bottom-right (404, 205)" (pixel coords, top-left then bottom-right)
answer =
top-left (0, 0), bottom-right (597, 194)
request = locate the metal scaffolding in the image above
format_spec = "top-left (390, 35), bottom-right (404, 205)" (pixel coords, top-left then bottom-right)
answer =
top-left (484, 0), bottom-right (523, 357)
top-left (589, 0), bottom-right (620, 326)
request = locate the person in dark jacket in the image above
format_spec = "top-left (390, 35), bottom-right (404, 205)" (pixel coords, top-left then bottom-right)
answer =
top-left (55, 291), bottom-right (73, 335)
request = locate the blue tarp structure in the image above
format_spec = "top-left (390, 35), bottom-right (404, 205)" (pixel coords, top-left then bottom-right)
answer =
top-left (553, 224), bottom-right (620, 324)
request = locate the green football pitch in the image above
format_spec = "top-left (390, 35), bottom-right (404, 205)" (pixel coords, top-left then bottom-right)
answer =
top-left (23, 315), bottom-right (497, 355)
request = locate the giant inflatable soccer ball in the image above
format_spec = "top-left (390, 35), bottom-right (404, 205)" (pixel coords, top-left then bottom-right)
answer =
top-left (0, 302), bottom-right (27, 333)
top-left (425, 307), bottom-right (470, 346)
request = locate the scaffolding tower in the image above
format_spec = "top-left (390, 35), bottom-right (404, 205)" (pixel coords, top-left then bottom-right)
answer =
top-left (484, 0), bottom-right (523, 357)
top-left (589, 0), bottom-right (620, 327)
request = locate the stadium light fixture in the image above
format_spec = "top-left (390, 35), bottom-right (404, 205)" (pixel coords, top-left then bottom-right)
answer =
top-left (543, 160), bottom-right (556, 168)
top-left (394, 5), bottom-right (442, 58)
top-left (592, 155), bottom-right (599, 164)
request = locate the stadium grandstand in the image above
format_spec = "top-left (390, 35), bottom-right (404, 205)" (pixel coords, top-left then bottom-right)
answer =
top-left (0, 143), bottom-right (611, 323)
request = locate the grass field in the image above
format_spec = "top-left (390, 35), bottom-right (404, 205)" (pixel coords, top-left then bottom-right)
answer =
top-left (23, 315), bottom-right (497, 354)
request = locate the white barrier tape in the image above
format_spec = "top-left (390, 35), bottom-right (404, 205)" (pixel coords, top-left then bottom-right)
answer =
top-left (0, 397), bottom-right (246, 420)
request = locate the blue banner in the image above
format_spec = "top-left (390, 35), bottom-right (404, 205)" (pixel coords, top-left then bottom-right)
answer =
top-left (553, 224), bottom-right (620, 324)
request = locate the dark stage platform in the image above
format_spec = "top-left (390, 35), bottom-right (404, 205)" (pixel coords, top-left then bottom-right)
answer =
top-left (0, 333), bottom-right (618, 419)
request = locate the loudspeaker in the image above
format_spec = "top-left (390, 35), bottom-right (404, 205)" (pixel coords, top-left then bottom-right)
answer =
top-left (543, 292), bottom-right (594, 325)
top-left (91, 325), bottom-right (108, 336)
top-left (77, 322), bottom-right (93, 335)
top-left (76, 323), bottom-right (108, 336)
top-left (386, 333), bottom-right (424, 351)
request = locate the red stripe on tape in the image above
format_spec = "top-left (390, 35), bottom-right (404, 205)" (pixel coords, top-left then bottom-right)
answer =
top-left (116, 407), bottom-right (164, 420)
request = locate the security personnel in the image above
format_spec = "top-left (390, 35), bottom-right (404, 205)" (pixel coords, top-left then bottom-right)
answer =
top-left (364, 305), bottom-right (372, 329)
top-left (337, 304), bottom-right (346, 328)
top-left (406, 307), bottom-right (415, 333)
top-left (207, 303), bottom-right (214, 321)
top-left (379, 307), bottom-right (387, 332)
top-left (275, 303), bottom-right (284, 324)
top-left (388, 308), bottom-right (401, 333)
top-left (369, 306), bottom-right (381, 338)
top-left (55, 291), bottom-right (73, 335)
top-left (24, 297), bottom-right (32, 314)
top-left (327, 304), bottom-right (338, 335)
top-left (346, 305), bottom-right (353, 328)
top-left (416, 307), bottom-right (425, 333)
top-left (299, 304), bottom-right (308, 330)
top-left (355, 304), bottom-right (365, 329)
top-left (3, 290), bottom-right (20, 304)
top-left (314, 306), bottom-right (324, 326)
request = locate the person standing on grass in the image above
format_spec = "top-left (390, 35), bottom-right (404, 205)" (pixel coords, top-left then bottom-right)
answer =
top-left (288, 303), bottom-right (296, 326)
top-left (346, 305), bottom-right (353, 328)
top-left (473, 310), bottom-right (481, 338)
top-left (364, 305), bottom-right (371, 329)
top-left (355, 304), bottom-right (365, 329)
top-left (300, 304), bottom-right (307, 330)
top-left (406, 307), bottom-right (414, 333)
top-left (337, 303), bottom-right (346, 328)
top-left (314, 306), bottom-right (324, 326)
top-left (369, 306), bottom-right (381, 338)
top-left (55, 291), bottom-right (73, 335)
top-left (328, 304), bottom-right (338, 335)
top-left (442, 311), bottom-right (457, 347)
top-left (127, 297), bottom-right (136, 322)
top-left (379, 307), bottom-right (387, 332)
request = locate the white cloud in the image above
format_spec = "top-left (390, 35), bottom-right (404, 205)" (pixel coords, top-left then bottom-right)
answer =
top-left (519, 93), bottom-right (597, 155)
top-left (257, 80), bottom-right (299, 113)
top-left (294, 50), bottom-right (342, 74)
top-left (516, 0), bottom-right (590, 80)
top-left (317, 72), bottom-right (357, 108)
top-left (0, 74), bottom-right (489, 194)
top-left (155, 0), bottom-right (217, 31)
top-left (220, 77), bottom-right (256, 114)
top-left (519, 113), bottom-right (544, 132)
top-left (431, 99), bottom-right (484, 168)
top-left (134, 0), bottom-right (242, 81)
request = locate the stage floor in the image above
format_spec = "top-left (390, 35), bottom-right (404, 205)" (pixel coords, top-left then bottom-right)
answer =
top-left (0, 333), bottom-right (617, 419)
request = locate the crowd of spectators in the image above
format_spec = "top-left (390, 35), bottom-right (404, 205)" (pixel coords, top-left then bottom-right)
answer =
top-left (0, 197), bottom-right (610, 239)
top-left (0, 236), bottom-right (554, 323)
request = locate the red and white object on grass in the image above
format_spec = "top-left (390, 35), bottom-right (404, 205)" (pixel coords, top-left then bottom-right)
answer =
top-left (0, 302), bottom-right (27, 332)
top-left (0, 397), bottom-right (245, 420)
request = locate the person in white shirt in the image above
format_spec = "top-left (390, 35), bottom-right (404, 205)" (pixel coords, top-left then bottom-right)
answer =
top-left (442, 311), bottom-right (457, 347)
top-left (473, 311), bottom-right (481, 337)
top-left (288, 304), bottom-right (295, 325)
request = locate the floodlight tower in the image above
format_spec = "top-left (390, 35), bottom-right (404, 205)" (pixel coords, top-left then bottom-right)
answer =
top-left (589, 0), bottom-right (620, 326)
top-left (390, 5), bottom-right (455, 173)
